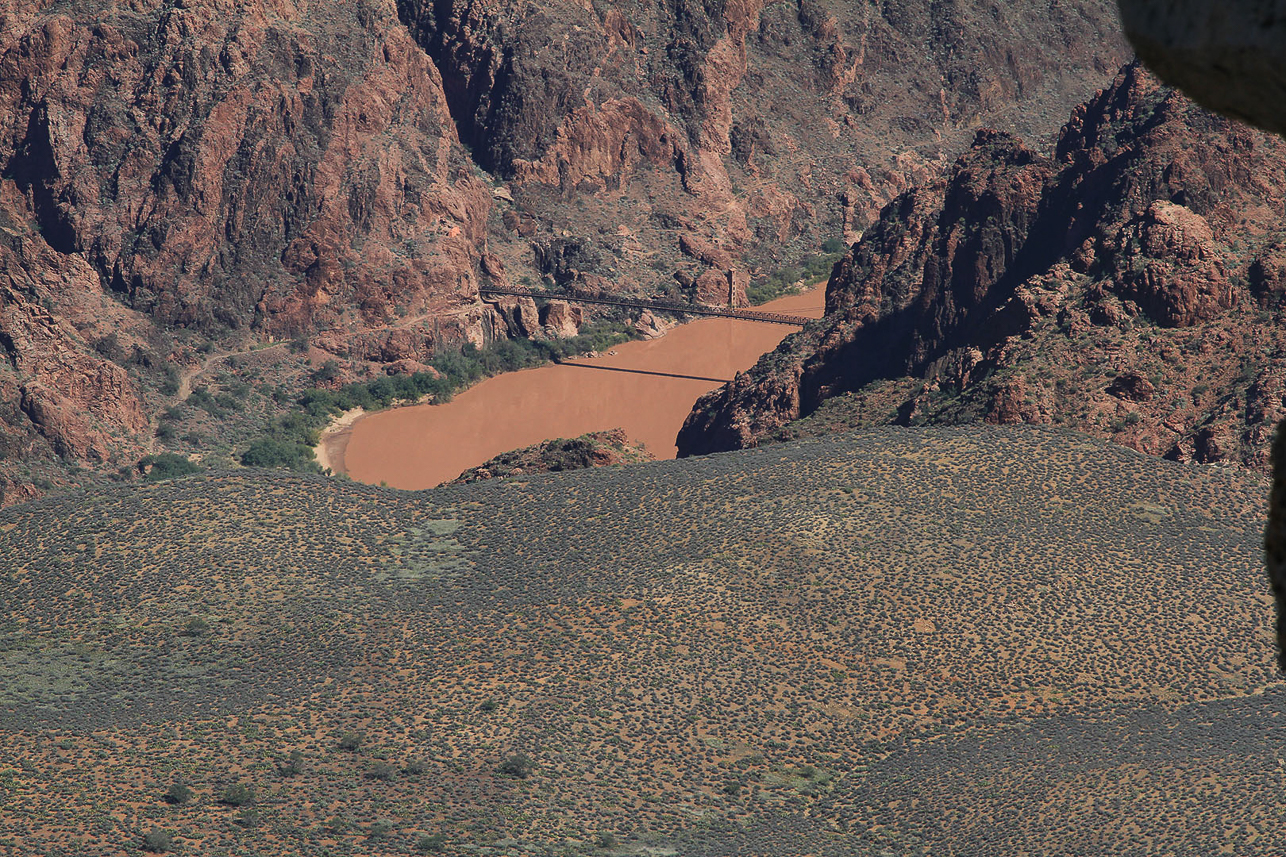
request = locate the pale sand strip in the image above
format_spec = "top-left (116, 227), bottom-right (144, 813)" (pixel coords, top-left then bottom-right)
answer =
top-left (313, 407), bottom-right (365, 475)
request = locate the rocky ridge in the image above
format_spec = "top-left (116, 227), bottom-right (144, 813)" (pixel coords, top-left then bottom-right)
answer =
top-left (678, 63), bottom-right (1286, 472)
top-left (449, 428), bottom-right (654, 484)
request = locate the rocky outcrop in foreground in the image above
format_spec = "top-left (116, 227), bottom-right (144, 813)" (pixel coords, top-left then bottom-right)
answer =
top-left (450, 428), bottom-right (653, 484)
top-left (678, 63), bottom-right (1286, 472)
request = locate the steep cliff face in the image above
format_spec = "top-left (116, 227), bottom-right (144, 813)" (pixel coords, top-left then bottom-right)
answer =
top-left (679, 64), bottom-right (1286, 471)
top-left (396, 0), bottom-right (1129, 291)
top-left (0, 0), bottom-right (497, 481)
top-left (1, 0), bottom-right (491, 335)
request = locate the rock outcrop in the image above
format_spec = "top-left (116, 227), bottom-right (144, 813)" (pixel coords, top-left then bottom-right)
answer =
top-left (678, 63), bottom-right (1286, 473)
top-left (449, 428), bottom-right (653, 484)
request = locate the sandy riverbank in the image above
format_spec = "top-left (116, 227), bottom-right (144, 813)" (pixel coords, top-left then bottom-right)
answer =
top-left (313, 407), bottom-right (365, 475)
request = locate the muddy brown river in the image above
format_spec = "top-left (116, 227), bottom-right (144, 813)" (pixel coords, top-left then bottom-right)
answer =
top-left (333, 289), bottom-right (824, 489)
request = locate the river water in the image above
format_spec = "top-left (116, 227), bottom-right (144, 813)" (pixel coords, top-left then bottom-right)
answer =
top-left (334, 289), bottom-right (824, 489)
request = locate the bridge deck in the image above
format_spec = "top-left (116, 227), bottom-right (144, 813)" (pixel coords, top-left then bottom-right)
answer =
top-left (479, 287), bottom-right (812, 326)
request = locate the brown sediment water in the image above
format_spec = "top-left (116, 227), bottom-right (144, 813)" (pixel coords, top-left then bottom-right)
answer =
top-left (338, 289), bottom-right (825, 489)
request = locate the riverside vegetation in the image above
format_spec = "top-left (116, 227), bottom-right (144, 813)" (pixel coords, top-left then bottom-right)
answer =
top-left (238, 322), bottom-right (637, 473)
top-left (0, 425), bottom-right (1278, 855)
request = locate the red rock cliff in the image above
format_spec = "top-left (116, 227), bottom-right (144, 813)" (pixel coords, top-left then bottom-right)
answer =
top-left (679, 64), bottom-right (1286, 471)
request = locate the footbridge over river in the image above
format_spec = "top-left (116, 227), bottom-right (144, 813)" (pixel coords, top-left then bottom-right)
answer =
top-left (479, 286), bottom-right (814, 327)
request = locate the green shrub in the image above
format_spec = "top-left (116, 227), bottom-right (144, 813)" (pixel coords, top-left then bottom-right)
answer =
top-left (219, 783), bottom-right (254, 806)
top-left (163, 782), bottom-right (193, 805)
top-left (240, 437), bottom-right (317, 470)
top-left (278, 749), bottom-right (304, 777)
top-left (337, 730), bottom-right (365, 751)
top-left (365, 761), bottom-right (395, 781)
top-left (232, 807), bottom-right (260, 828)
top-left (142, 829), bottom-right (173, 853)
top-left (139, 453), bottom-right (201, 481)
top-left (416, 832), bottom-right (447, 852)
top-left (497, 753), bottom-right (535, 779)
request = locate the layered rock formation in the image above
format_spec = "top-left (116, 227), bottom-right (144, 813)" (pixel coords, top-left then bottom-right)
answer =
top-left (398, 0), bottom-right (1129, 292)
top-left (0, 0), bottom-right (496, 481)
top-left (449, 428), bottom-right (653, 483)
top-left (678, 64), bottom-right (1286, 472)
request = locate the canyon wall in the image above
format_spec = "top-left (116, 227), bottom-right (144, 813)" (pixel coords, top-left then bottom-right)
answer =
top-left (0, 0), bottom-right (1127, 484)
top-left (679, 64), bottom-right (1286, 472)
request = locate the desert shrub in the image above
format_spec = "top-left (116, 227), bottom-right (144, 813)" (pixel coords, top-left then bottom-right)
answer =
top-left (365, 761), bottom-right (395, 781)
top-left (497, 753), bottom-right (535, 779)
top-left (311, 360), bottom-right (341, 384)
top-left (337, 730), bottom-right (365, 751)
top-left (403, 758), bottom-right (428, 776)
top-left (179, 616), bottom-right (209, 637)
top-left (232, 807), bottom-right (260, 828)
top-left (163, 781), bottom-right (193, 805)
top-left (278, 749), bottom-right (304, 777)
top-left (160, 365), bottom-right (181, 396)
top-left (369, 819), bottom-right (395, 839)
top-left (140, 453), bottom-right (201, 481)
top-left (416, 832), bottom-right (447, 852)
top-left (219, 783), bottom-right (254, 806)
top-left (142, 829), bottom-right (173, 853)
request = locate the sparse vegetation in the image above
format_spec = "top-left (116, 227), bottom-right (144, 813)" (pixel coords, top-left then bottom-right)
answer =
top-left (0, 427), bottom-right (1277, 854)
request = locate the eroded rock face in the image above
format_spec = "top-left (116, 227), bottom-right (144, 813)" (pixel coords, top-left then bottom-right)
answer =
top-left (0, 0), bottom-right (491, 337)
top-left (1116, 0), bottom-right (1286, 669)
top-left (0, 231), bottom-right (149, 468)
top-left (678, 64), bottom-right (1286, 471)
top-left (397, 0), bottom-right (1129, 295)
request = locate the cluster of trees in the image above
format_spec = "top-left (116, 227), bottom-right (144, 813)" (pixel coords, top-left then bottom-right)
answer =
top-left (746, 239), bottom-right (846, 305)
